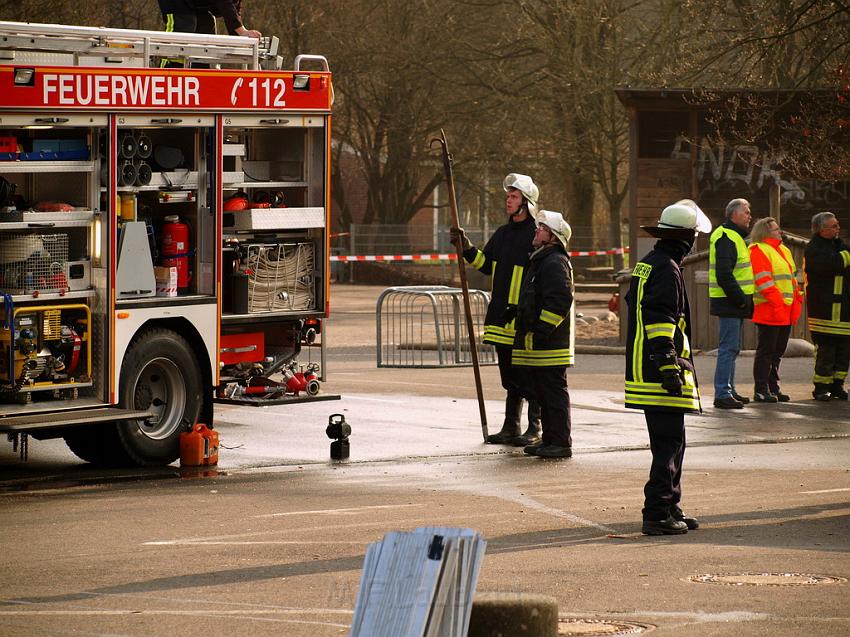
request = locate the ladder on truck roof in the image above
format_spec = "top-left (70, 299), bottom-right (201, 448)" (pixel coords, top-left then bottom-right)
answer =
top-left (0, 20), bottom-right (282, 70)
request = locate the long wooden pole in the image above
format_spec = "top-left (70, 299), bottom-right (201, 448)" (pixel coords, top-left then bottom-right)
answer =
top-left (430, 129), bottom-right (488, 441)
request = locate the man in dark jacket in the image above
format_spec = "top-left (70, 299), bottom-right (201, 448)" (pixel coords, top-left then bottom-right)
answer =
top-left (804, 211), bottom-right (850, 400)
top-left (625, 199), bottom-right (711, 535)
top-left (450, 173), bottom-right (542, 446)
top-left (708, 198), bottom-right (754, 409)
top-left (158, 0), bottom-right (261, 38)
top-left (512, 210), bottom-right (574, 459)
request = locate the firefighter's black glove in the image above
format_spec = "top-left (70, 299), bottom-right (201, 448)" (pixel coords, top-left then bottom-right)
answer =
top-left (660, 369), bottom-right (683, 396)
top-left (502, 305), bottom-right (517, 324)
top-left (449, 226), bottom-right (472, 251)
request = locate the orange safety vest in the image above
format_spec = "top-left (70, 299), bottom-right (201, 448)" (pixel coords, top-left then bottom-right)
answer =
top-left (749, 239), bottom-right (802, 326)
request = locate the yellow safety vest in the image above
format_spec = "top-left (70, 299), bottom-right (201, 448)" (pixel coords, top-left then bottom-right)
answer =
top-left (751, 242), bottom-right (796, 306)
top-left (709, 226), bottom-right (755, 297)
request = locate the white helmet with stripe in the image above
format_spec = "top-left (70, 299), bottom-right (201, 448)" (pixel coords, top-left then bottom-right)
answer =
top-left (643, 199), bottom-right (712, 238)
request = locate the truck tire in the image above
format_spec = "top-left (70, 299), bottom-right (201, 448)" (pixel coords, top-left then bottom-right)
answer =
top-left (114, 328), bottom-right (203, 466)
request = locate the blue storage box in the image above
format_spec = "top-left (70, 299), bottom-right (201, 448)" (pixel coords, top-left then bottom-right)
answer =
top-left (20, 150), bottom-right (60, 160)
top-left (33, 138), bottom-right (87, 152)
top-left (30, 139), bottom-right (89, 160)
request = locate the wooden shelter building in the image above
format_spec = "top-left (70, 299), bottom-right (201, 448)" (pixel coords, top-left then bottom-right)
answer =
top-left (615, 88), bottom-right (850, 349)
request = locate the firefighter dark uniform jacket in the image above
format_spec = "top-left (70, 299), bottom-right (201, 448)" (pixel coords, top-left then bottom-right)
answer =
top-left (625, 239), bottom-right (700, 412)
top-left (511, 244), bottom-right (575, 367)
top-left (462, 215), bottom-right (536, 346)
top-left (804, 234), bottom-right (850, 336)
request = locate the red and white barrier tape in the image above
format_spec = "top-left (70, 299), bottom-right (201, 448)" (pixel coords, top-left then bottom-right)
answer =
top-left (330, 247), bottom-right (628, 262)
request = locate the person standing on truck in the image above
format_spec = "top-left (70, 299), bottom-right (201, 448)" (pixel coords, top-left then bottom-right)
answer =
top-left (450, 173), bottom-right (543, 447)
top-left (157, 0), bottom-right (262, 39)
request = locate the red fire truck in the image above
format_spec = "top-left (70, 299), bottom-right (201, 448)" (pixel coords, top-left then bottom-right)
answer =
top-left (0, 22), bottom-right (334, 465)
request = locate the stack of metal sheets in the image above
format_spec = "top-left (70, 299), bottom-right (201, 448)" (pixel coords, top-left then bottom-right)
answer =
top-left (350, 527), bottom-right (486, 637)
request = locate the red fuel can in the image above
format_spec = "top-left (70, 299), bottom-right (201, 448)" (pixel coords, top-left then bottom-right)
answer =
top-left (180, 423), bottom-right (219, 466)
top-left (161, 215), bottom-right (191, 290)
top-left (201, 425), bottom-right (219, 465)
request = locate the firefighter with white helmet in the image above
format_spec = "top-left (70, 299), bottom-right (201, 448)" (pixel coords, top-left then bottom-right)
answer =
top-left (625, 199), bottom-right (710, 535)
top-left (450, 173), bottom-right (543, 446)
top-left (512, 210), bottom-right (575, 458)
top-left (502, 173), bottom-right (539, 218)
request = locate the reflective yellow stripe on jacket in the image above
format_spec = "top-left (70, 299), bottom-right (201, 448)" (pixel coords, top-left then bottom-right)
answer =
top-left (624, 260), bottom-right (700, 411)
top-left (508, 265), bottom-right (523, 305)
top-left (625, 374), bottom-right (700, 410)
top-left (809, 317), bottom-right (850, 336)
top-left (481, 263), bottom-right (526, 345)
top-left (630, 265), bottom-right (650, 383)
top-left (808, 270), bottom-right (850, 335)
top-left (484, 324), bottom-right (515, 345)
top-left (511, 306), bottom-right (575, 367)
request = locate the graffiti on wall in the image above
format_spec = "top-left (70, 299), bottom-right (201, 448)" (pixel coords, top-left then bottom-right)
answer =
top-left (671, 135), bottom-right (850, 209)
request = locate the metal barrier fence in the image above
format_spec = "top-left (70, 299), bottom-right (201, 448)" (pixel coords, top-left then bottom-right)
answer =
top-left (376, 286), bottom-right (497, 368)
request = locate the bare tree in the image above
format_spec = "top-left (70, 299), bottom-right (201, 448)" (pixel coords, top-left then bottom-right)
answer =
top-left (308, 1), bottom-right (516, 232)
top-left (512, 0), bottom-right (686, 263)
top-left (668, 1), bottom-right (850, 178)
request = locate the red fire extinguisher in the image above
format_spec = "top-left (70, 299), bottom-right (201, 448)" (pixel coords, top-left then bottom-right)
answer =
top-left (161, 215), bottom-right (191, 290)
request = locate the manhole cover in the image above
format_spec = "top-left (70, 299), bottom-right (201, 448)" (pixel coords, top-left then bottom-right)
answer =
top-left (558, 618), bottom-right (652, 635)
top-left (689, 572), bottom-right (847, 586)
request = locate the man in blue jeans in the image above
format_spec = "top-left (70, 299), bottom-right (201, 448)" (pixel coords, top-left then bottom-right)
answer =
top-left (708, 198), bottom-right (754, 409)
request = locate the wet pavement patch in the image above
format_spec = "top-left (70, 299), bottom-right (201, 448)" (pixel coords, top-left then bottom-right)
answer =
top-left (558, 618), bottom-right (654, 635)
top-left (0, 467), bottom-right (227, 493)
top-left (688, 572), bottom-right (847, 586)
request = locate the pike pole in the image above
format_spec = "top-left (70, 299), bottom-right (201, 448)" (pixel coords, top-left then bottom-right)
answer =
top-left (430, 129), bottom-right (488, 441)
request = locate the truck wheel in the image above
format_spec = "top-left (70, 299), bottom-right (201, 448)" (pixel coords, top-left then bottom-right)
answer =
top-left (115, 328), bottom-right (203, 466)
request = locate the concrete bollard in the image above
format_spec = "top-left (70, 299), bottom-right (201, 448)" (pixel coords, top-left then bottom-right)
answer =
top-left (467, 592), bottom-right (559, 637)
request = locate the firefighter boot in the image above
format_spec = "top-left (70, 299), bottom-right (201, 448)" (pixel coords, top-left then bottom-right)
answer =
top-left (485, 393), bottom-right (523, 444)
top-left (831, 381), bottom-right (849, 400)
top-left (512, 399), bottom-right (542, 446)
top-left (813, 383), bottom-right (832, 401)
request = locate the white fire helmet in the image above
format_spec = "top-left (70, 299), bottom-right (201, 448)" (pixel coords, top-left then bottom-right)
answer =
top-left (503, 173), bottom-right (539, 216)
top-left (643, 199), bottom-right (712, 238)
top-left (537, 210), bottom-right (572, 249)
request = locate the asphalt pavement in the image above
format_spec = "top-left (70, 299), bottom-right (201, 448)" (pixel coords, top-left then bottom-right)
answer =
top-left (0, 283), bottom-right (848, 637)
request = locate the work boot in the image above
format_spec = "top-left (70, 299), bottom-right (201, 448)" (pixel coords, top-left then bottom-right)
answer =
top-left (511, 400), bottom-right (542, 446)
top-left (713, 396), bottom-right (743, 409)
top-left (831, 382), bottom-right (849, 400)
top-left (485, 393), bottom-right (522, 444)
top-left (771, 387), bottom-right (791, 402)
top-left (671, 505), bottom-right (700, 530)
top-left (813, 383), bottom-right (832, 401)
top-left (523, 442), bottom-right (545, 456)
top-left (535, 445), bottom-right (572, 458)
top-left (753, 391), bottom-right (778, 403)
top-left (731, 392), bottom-right (750, 404)
top-left (642, 516), bottom-right (688, 536)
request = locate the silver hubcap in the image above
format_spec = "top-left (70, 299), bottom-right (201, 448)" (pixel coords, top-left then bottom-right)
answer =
top-left (131, 357), bottom-right (186, 440)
